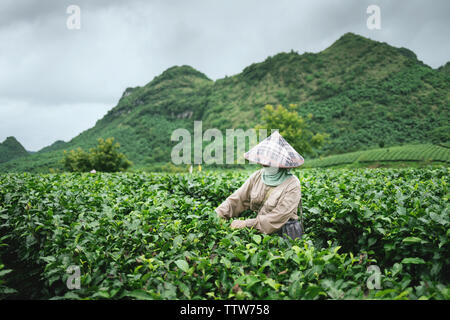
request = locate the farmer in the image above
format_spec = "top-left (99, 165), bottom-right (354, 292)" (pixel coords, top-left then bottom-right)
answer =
top-left (215, 131), bottom-right (305, 240)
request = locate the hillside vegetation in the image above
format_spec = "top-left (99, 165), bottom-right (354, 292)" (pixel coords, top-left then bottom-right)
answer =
top-left (1, 32), bottom-right (449, 172)
top-left (0, 168), bottom-right (448, 299)
top-left (304, 144), bottom-right (450, 168)
top-left (0, 137), bottom-right (29, 164)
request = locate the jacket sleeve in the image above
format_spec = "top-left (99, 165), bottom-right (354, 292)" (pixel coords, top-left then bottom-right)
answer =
top-left (245, 184), bottom-right (301, 234)
top-left (215, 172), bottom-right (255, 219)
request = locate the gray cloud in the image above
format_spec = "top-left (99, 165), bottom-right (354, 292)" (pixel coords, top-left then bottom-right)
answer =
top-left (0, 0), bottom-right (449, 151)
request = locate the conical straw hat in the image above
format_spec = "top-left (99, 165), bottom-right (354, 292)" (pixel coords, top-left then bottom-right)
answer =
top-left (244, 131), bottom-right (304, 168)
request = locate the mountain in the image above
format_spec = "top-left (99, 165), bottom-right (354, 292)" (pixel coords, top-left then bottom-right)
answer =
top-left (1, 32), bottom-right (449, 172)
top-left (0, 136), bottom-right (30, 163)
top-left (438, 61), bottom-right (450, 74)
top-left (38, 140), bottom-right (67, 153)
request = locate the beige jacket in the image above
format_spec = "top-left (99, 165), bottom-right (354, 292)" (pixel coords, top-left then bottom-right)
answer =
top-left (215, 169), bottom-right (301, 234)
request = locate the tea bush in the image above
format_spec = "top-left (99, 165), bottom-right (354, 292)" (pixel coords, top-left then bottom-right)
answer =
top-left (0, 168), bottom-right (448, 299)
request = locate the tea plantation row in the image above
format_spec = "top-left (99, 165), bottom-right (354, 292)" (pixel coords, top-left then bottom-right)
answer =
top-left (303, 144), bottom-right (450, 167)
top-left (0, 167), bottom-right (448, 299)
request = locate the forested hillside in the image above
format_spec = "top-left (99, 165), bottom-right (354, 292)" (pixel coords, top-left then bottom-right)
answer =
top-left (0, 137), bottom-right (29, 164)
top-left (1, 33), bottom-right (448, 172)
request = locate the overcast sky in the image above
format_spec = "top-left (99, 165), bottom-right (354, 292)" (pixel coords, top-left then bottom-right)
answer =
top-left (0, 0), bottom-right (449, 151)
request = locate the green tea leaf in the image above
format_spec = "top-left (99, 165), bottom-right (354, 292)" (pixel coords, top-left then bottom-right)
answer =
top-left (175, 259), bottom-right (189, 272)
top-left (401, 257), bottom-right (426, 264)
top-left (126, 289), bottom-right (153, 300)
top-left (252, 235), bottom-right (261, 244)
top-left (264, 278), bottom-right (280, 291)
top-left (402, 237), bottom-right (422, 244)
top-left (173, 235), bottom-right (183, 248)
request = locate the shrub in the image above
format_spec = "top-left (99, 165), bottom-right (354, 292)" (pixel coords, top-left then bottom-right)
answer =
top-left (62, 138), bottom-right (132, 172)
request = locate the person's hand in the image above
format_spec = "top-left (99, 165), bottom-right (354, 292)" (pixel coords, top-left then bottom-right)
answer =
top-left (230, 219), bottom-right (247, 229)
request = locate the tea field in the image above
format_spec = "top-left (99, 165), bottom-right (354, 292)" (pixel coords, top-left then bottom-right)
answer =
top-left (303, 144), bottom-right (450, 168)
top-left (0, 167), bottom-right (448, 300)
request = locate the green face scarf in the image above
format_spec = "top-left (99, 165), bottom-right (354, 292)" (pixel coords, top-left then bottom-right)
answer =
top-left (261, 167), bottom-right (293, 186)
